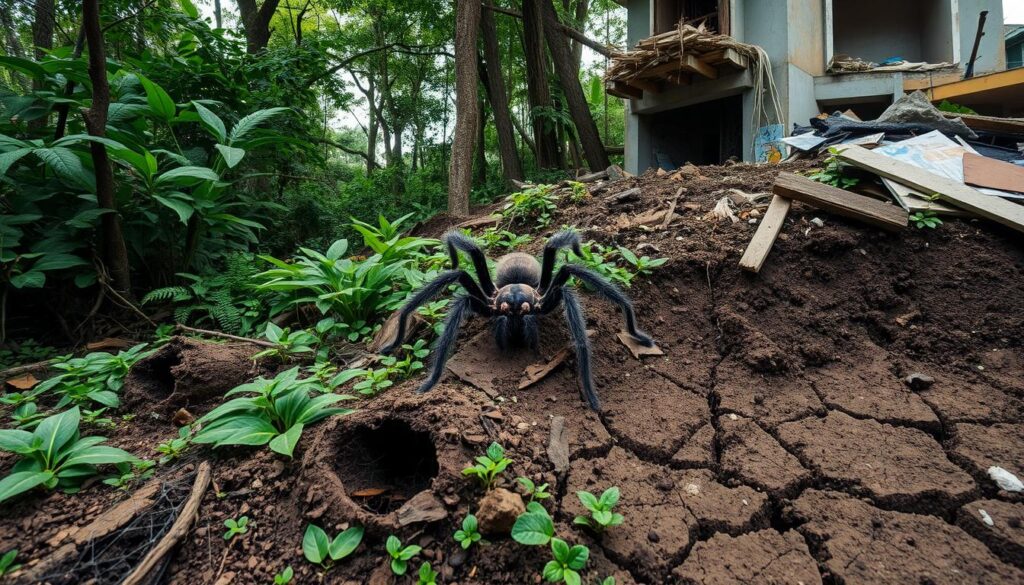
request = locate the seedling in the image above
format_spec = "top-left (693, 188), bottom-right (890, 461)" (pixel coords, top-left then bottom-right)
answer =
top-left (302, 523), bottom-right (364, 569)
top-left (103, 460), bottom-right (155, 490)
top-left (808, 147), bottom-right (859, 190)
top-left (273, 566), bottom-right (293, 584)
top-left (10, 402), bottom-right (45, 429)
top-left (385, 535), bottom-right (422, 576)
top-left (616, 246), bottom-right (668, 278)
top-left (416, 561), bottom-right (439, 585)
top-left (0, 549), bottom-right (20, 577)
top-left (223, 516), bottom-right (249, 540)
top-left (517, 476), bottom-right (551, 502)
top-left (462, 442), bottom-right (512, 490)
top-left (81, 407), bottom-right (116, 429)
top-left (156, 426), bottom-right (192, 464)
top-left (543, 538), bottom-right (590, 585)
top-left (453, 514), bottom-right (482, 549)
top-left (910, 210), bottom-right (943, 229)
top-left (512, 501), bottom-right (555, 546)
top-left (573, 487), bottom-right (624, 532)
top-left (253, 323), bottom-right (318, 362)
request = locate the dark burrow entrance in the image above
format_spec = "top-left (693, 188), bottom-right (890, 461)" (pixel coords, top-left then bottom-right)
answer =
top-left (335, 419), bottom-right (439, 515)
top-left (127, 344), bottom-right (181, 400)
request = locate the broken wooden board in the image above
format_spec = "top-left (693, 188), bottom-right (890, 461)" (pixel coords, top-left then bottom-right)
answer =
top-left (881, 178), bottom-right (971, 217)
top-left (615, 331), bottom-right (665, 359)
top-left (739, 195), bottom-right (792, 273)
top-left (963, 153), bottom-right (1024, 194)
top-left (838, 145), bottom-right (1024, 234)
top-left (773, 171), bottom-right (908, 232)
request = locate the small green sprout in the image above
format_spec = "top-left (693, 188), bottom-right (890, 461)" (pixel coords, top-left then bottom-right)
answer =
top-left (543, 538), bottom-right (590, 585)
top-left (462, 442), bottom-right (512, 490)
top-left (454, 514), bottom-right (482, 549)
top-left (0, 549), bottom-right (20, 577)
top-left (103, 460), bottom-right (156, 490)
top-left (223, 516), bottom-right (250, 540)
top-left (302, 524), bottom-right (364, 569)
top-left (385, 535), bottom-right (422, 576)
top-left (573, 487), bottom-right (624, 532)
top-left (517, 476), bottom-right (551, 502)
top-left (156, 426), bottom-right (192, 464)
top-left (910, 210), bottom-right (943, 229)
top-left (417, 561), bottom-right (439, 585)
top-left (273, 566), bottom-right (293, 584)
top-left (511, 501), bottom-right (555, 546)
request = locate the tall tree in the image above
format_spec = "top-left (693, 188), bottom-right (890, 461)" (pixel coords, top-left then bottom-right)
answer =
top-left (82, 0), bottom-right (131, 294)
top-left (237, 0), bottom-right (281, 53)
top-left (540, 0), bottom-right (610, 171)
top-left (448, 0), bottom-right (481, 216)
top-left (521, 0), bottom-right (561, 169)
top-left (480, 2), bottom-right (523, 186)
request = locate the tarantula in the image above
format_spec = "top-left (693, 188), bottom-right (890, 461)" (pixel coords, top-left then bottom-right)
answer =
top-left (381, 230), bottom-right (654, 410)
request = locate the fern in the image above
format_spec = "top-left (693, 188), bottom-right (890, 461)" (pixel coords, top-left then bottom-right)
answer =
top-left (142, 286), bottom-right (193, 304)
top-left (210, 289), bottom-right (243, 332)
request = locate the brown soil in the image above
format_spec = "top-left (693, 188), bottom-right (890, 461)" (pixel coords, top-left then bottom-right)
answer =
top-left (3, 161), bottom-right (1024, 584)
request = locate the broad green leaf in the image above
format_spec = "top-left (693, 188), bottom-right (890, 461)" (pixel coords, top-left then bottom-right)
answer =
top-left (33, 407), bottom-right (80, 467)
top-left (397, 545), bottom-right (421, 560)
top-left (155, 166), bottom-right (218, 187)
top-left (180, 0), bottom-right (200, 18)
top-left (229, 107), bottom-right (289, 145)
top-left (577, 491), bottom-right (599, 510)
top-left (61, 445), bottom-right (137, 468)
top-left (325, 239), bottom-right (348, 260)
top-left (386, 535), bottom-right (401, 556)
top-left (137, 74), bottom-right (176, 121)
top-left (0, 56), bottom-right (47, 79)
top-left (564, 569), bottom-right (582, 585)
top-left (10, 271), bottom-right (45, 288)
top-left (599, 486), bottom-right (620, 508)
top-left (0, 429), bottom-right (35, 453)
top-left (153, 194), bottom-right (195, 223)
top-left (565, 544), bottom-right (589, 570)
top-left (31, 253), bottom-right (88, 272)
top-left (193, 102), bottom-right (227, 142)
top-left (328, 526), bottom-right (364, 560)
top-left (0, 147), bottom-right (33, 175)
top-left (35, 147), bottom-right (94, 191)
top-left (302, 524), bottom-right (329, 564)
top-left (268, 423), bottom-right (303, 458)
top-left (0, 471), bottom-right (54, 503)
top-left (542, 561), bottom-right (563, 583)
top-left (551, 538), bottom-right (570, 561)
top-left (510, 511), bottom-right (554, 545)
top-left (214, 144), bottom-right (245, 168)
top-left (192, 415), bottom-right (276, 447)
top-left (87, 390), bottom-right (120, 408)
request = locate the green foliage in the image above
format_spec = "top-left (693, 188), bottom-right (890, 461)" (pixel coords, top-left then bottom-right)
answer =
top-left (273, 566), bottom-right (294, 584)
top-left (252, 323), bottom-right (319, 362)
top-left (223, 516), bottom-right (250, 540)
top-left (937, 100), bottom-right (977, 115)
top-left (0, 407), bottom-right (139, 503)
top-left (156, 426), bottom-right (193, 465)
top-left (808, 147), bottom-right (859, 190)
top-left (34, 344), bottom-right (152, 410)
top-left (543, 538), bottom-right (590, 585)
top-left (572, 242), bottom-right (633, 288)
top-left (478, 227), bottom-right (533, 251)
top-left (103, 460), bottom-right (156, 490)
top-left (462, 442), bottom-right (512, 490)
top-left (910, 210), bottom-right (943, 229)
top-left (502, 185), bottom-right (559, 227)
top-left (192, 367), bottom-right (355, 458)
top-left (616, 246), bottom-right (668, 278)
top-left (379, 340), bottom-right (429, 378)
top-left (0, 340), bottom-right (58, 370)
top-left (573, 487), bottom-right (624, 533)
top-left (10, 402), bottom-right (45, 430)
top-left (302, 523), bottom-right (364, 569)
top-left (417, 561), bottom-right (439, 585)
top-left (454, 514), bottom-right (482, 550)
top-left (0, 549), bottom-right (20, 577)
top-left (517, 476), bottom-right (552, 502)
top-left (512, 501), bottom-right (556, 546)
top-left (385, 535), bottom-right (422, 576)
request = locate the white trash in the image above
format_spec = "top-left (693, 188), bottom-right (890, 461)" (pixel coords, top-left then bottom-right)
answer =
top-left (987, 466), bottom-right (1024, 492)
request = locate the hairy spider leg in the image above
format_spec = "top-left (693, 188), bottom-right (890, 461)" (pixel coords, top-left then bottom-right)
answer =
top-left (417, 294), bottom-right (478, 394)
top-left (561, 288), bottom-right (599, 410)
top-left (542, 264), bottom-right (654, 347)
top-left (380, 269), bottom-right (489, 354)
top-left (442, 231), bottom-right (497, 296)
top-left (539, 230), bottom-right (583, 293)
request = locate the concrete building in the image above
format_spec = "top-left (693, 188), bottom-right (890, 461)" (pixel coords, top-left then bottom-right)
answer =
top-left (1008, 24), bottom-right (1024, 69)
top-left (615, 1), bottom-right (1008, 172)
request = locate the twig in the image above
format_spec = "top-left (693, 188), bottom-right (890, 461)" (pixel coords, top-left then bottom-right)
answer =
top-left (175, 324), bottom-right (277, 348)
top-left (121, 461), bottom-right (211, 585)
top-left (660, 187), bottom-right (684, 229)
top-left (0, 359), bottom-right (57, 380)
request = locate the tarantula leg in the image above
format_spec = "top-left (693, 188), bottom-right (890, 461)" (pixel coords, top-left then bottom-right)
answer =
top-left (417, 295), bottom-right (472, 393)
top-left (542, 264), bottom-right (654, 347)
top-left (562, 289), bottom-right (599, 411)
top-left (380, 269), bottom-right (487, 354)
top-left (522, 314), bottom-right (540, 353)
top-left (539, 230), bottom-right (583, 293)
top-left (442, 231), bottom-right (497, 296)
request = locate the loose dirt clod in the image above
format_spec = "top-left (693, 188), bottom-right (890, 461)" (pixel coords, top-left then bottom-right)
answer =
top-left (475, 488), bottom-right (525, 535)
top-left (672, 529), bottom-right (822, 585)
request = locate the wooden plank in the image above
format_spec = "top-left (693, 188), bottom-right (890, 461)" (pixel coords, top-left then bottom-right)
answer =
top-left (705, 48), bottom-right (748, 69)
top-left (772, 171), bottom-right (908, 231)
top-left (838, 145), bottom-right (1024, 234)
top-left (739, 195), bottom-right (792, 273)
top-left (880, 178), bottom-right (971, 217)
top-left (608, 82), bottom-right (642, 99)
top-left (680, 54), bottom-right (718, 79)
top-left (945, 112), bottom-right (1024, 136)
top-left (962, 153), bottom-right (1024, 194)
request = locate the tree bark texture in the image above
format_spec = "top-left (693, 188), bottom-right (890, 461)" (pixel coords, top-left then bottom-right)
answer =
top-left (237, 0), bottom-right (280, 53)
top-left (521, 0), bottom-right (561, 169)
top-left (480, 3), bottom-right (524, 186)
top-left (447, 0), bottom-right (481, 216)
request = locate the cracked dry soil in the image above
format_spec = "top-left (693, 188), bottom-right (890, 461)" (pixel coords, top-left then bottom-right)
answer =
top-left (2, 162), bottom-right (1023, 584)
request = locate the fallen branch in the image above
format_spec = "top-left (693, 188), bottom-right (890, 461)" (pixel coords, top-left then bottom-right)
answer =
top-left (175, 324), bottom-right (277, 348)
top-left (0, 359), bottom-right (57, 381)
top-left (121, 462), bottom-right (212, 585)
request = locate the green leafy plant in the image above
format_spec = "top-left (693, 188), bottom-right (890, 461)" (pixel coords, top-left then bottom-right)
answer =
top-left (81, 407), bottom-right (116, 429)
top-left (938, 100), bottom-right (977, 115)
top-left (156, 426), bottom-right (193, 464)
top-left (10, 402), bottom-right (46, 430)
top-left (416, 561), bottom-right (439, 585)
top-left (350, 214), bottom-right (438, 264)
top-left (808, 147), bottom-right (859, 190)
top-left (103, 460), bottom-right (156, 490)
top-left (572, 242), bottom-right (633, 288)
top-left (568, 181), bottom-right (590, 203)
top-left (543, 538), bottom-right (590, 585)
top-left (502, 184), bottom-right (558, 227)
top-left (223, 516), bottom-right (250, 540)
top-left (616, 246), bottom-right (668, 278)
top-left (479, 227), bottom-right (532, 251)
top-left (417, 299), bottom-right (450, 337)
top-left (573, 487), bottom-right (624, 532)
top-left (517, 476), bottom-right (551, 502)
top-left (0, 339), bottom-right (58, 370)
top-left (252, 322), bottom-right (319, 362)
top-left (512, 501), bottom-right (556, 546)
top-left (462, 442), bottom-right (512, 490)
top-left (0, 386), bottom-right (45, 408)
top-left (142, 259), bottom-right (266, 336)
top-left (385, 535), bottom-right (422, 576)
top-left (0, 407), bottom-right (139, 503)
top-left (910, 210), bottom-right (943, 229)
top-left (192, 367), bottom-right (355, 457)
top-left (35, 344), bottom-right (152, 409)
top-left (453, 514), bottom-right (483, 549)
top-left (273, 566), bottom-right (293, 584)
top-left (379, 340), bottom-right (429, 378)
top-left (302, 524), bottom-right (364, 570)
top-left (0, 549), bottom-right (20, 577)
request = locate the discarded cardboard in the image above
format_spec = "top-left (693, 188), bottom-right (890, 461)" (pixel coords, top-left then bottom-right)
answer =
top-left (963, 153), bottom-right (1024, 194)
top-left (615, 331), bottom-right (664, 359)
top-left (739, 195), bottom-right (792, 273)
top-left (772, 172), bottom-right (908, 231)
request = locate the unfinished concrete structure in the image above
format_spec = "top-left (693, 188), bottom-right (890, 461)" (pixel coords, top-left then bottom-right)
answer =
top-left (616, 0), bottom-right (1008, 171)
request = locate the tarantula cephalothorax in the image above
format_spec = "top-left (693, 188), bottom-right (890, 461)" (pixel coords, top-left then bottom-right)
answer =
top-left (381, 230), bottom-right (654, 410)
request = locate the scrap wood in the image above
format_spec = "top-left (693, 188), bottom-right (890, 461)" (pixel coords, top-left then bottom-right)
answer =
top-left (175, 324), bottom-right (277, 348)
top-left (838, 145), bottom-right (1024, 234)
top-left (660, 188), bottom-right (684, 229)
top-left (547, 416), bottom-right (570, 474)
top-left (881, 178), bottom-right (972, 217)
top-left (605, 187), bottom-right (641, 203)
top-left (85, 337), bottom-right (134, 351)
top-left (519, 347), bottom-right (571, 390)
top-left (772, 172), bottom-right (908, 232)
top-left (454, 214), bottom-right (501, 229)
top-left (615, 331), bottom-right (664, 359)
top-left (0, 358), bottom-right (56, 381)
top-left (396, 491), bottom-right (447, 526)
top-left (121, 462), bottom-right (211, 585)
top-left (575, 168), bottom-right (609, 183)
top-left (739, 195), bottom-right (793, 274)
top-left (943, 112), bottom-right (1024, 136)
top-left (962, 153), bottom-right (1024, 194)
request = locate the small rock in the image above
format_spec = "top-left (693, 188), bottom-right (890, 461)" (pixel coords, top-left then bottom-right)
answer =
top-left (903, 373), bottom-right (935, 390)
top-left (811, 217), bottom-right (825, 228)
top-left (648, 530), bottom-right (660, 543)
top-left (172, 408), bottom-right (195, 426)
top-left (476, 488), bottom-right (525, 535)
top-left (448, 548), bottom-right (467, 568)
top-left (684, 483), bottom-right (701, 496)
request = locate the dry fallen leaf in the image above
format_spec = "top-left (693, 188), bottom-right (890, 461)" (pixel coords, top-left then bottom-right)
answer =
top-left (6, 374), bottom-right (39, 389)
top-left (518, 348), bottom-right (572, 390)
top-left (86, 337), bottom-right (133, 351)
top-left (616, 331), bottom-right (665, 359)
top-left (351, 488), bottom-right (388, 498)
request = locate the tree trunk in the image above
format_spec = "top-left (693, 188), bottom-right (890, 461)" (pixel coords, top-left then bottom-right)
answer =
top-left (475, 97), bottom-right (488, 186)
top-left (539, 0), bottom-right (610, 171)
top-left (214, 0), bottom-right (223, 28)
top-left (82, 0), bottom-right (132, 294)
top-left (521, 0), bottom-right (561, 169)
top-left (237, 0), bottom-right (280, 53)
top-left (571, 0), bottom-right (590, 68)
top-left (29, 0), bottom-right (54, 131)
top-left (480, 3), bottom-right (524, 186)
top-left (447, 0), bottom-right (481, 217)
